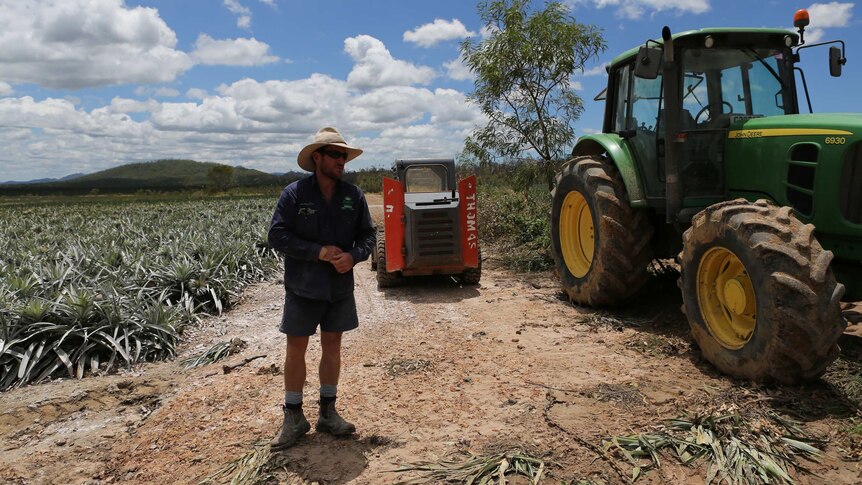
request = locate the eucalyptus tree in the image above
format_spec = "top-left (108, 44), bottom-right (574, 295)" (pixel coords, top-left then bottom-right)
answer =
top-left (460, 0), bottom-right (606, 190)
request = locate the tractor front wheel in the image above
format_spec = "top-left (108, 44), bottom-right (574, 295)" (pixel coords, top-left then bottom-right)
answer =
top-left (679, 199), bottom-right (846, 383)
top-left (550, 156), bottom-right (654, 306)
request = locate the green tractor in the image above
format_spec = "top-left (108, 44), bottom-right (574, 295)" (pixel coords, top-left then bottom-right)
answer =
top-left (551, 10), bottom-right (860, 383)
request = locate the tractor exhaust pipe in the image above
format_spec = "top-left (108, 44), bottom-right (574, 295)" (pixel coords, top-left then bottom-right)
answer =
top-left (661, 26), bottom-right (683, 223)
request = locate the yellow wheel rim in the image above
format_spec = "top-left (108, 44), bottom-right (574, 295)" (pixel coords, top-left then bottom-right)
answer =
top-left (696, 247), bottom-right (757, 349)
top-left (559, 191), bottom-right (594, 278)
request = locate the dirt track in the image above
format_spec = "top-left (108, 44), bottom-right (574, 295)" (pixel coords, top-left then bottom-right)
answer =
top-left (1, 197), bottom-right (861, 484)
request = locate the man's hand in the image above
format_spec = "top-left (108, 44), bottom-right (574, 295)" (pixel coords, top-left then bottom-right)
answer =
top-left (318, 245), bottom-right (343, 262)
top-left (331, 252), bottom-right (354, 273)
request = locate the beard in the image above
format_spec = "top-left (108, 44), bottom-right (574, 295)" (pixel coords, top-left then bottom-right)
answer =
top-left (319, 162), bottom-right (344, 181)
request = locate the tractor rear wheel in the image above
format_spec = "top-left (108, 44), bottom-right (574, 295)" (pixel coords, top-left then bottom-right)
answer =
top-left (550, 156), bottom-right (654, 306)
top-left (459, 248), bottom-right (482, 285)
top-left (375, 235), bottom-right (402, 288)
top-left (679, 199), bottom-right (846, 383)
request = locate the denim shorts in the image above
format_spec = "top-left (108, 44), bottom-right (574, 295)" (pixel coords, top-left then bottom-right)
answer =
top-left (279, 291), bottom-right (359, 336)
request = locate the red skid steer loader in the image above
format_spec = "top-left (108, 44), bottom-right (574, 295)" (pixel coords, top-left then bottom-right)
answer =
top-left (371, 158), bottom-right (481, 287)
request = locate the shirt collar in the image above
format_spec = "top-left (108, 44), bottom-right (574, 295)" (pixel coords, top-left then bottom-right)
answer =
top-left (309, 172), bottom-right (344, 194)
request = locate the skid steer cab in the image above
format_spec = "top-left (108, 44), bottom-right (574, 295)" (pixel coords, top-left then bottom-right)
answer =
top-left (371, 158), bottom-right (481, 288)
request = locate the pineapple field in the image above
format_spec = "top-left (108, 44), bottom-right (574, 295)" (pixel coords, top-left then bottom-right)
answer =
top-left (0, 196), bottom-right (280, 391)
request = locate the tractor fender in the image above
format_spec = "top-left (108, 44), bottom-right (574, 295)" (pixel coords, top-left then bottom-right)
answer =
top-left (571, 134), bottom-right (646, 207)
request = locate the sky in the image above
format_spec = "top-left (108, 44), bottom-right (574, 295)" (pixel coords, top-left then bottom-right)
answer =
top-left (0, 0), bottom-right (859, 182)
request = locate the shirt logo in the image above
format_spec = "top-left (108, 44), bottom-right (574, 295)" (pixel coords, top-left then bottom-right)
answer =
top-left (298, 202), bottom-right (317, 216)
top-left (341, 196), bottom-right (354, 211)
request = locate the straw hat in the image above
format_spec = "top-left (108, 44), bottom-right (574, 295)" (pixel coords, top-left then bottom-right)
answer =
top-left (296, 127), bottom-right (363, 172)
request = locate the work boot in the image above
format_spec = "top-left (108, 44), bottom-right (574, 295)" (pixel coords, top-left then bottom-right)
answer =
top-left (315, 399), bottom-right (356, 436)
top-left (270, 405), bottom-right (310, 451)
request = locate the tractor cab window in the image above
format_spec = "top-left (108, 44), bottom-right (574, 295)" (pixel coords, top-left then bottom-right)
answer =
top-left (682, 47), bottom-right (791, 128)
top-left (610, 62), bottom-right (665, 197)
top-left (404, 165), bottom-right (449, 193)
top-left (612, 66), bottom-right (631, 132)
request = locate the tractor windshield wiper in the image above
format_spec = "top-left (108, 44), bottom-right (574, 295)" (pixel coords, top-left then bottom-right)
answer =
top-left (743, 48), bottom-right (787, 91)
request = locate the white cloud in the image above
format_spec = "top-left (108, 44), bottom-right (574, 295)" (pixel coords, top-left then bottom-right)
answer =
top-left (108, 97), bottom-right (160, 114)
top-left (480, 25), bottom-right (498, 40)
top-left (154, 87), bottom-right (181, 97)
top-left (355, 124), bottom-right (469, 163)
top-left (569, 0), bottom-right (710, 19)
top-left (186, 88), bottom-right (209, 100)
top-left (344, 35), bottom-right (436, 90)
top-left (803, 28), bottom-right (826, 44)
top-left (428, 89), bottom-right (484, 125)
top-left (571, 81), bottom-right (584, 91)
top-left (216, 74), bottom-right (350, 128)
top-left (577, 63), bottom-right (609, 76)
top-left (444, 58), bottom-right (475, 82)
top-left (0, 82), bottom-right (13, 96)
top-left (191, 34), bottom-right (280, 66)
top-left (404, 19), bottom-right (475, 47)
top-left (224, 0), bottom-right (252, 29)
top-left (807, 2), bottom-right (854, 28)
top-left (350, 87), bottom-right (434, 127)
top-left (0, 33), bottom-right (486, 179)
top-left (0, 0), bottom-right (192, 89)
top-left (0, 96), bottom-right (150, 137)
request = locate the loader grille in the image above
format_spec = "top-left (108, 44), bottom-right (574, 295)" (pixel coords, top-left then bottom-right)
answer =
top-left (414, 209), bottom-right (458, 257)
top-left (840, 142), bottom-right (862, 224)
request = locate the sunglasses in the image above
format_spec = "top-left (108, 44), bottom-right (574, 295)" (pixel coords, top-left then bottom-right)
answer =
top-left (318, 149), bottom-right (349, 160)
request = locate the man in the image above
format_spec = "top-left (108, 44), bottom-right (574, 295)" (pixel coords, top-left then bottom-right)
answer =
top-left (267, 127), bottom-right (376, 451)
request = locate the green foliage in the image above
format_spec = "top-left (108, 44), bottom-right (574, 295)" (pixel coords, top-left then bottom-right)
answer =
top-left (0, 196), bottom-right (280, 390)
top-left (847, 419), bottom-right (862, 436)
top-left (207, 164), bottom-right (235, 192)
top-left (606, 410), bottom-right (824, 484)
top-left (182, 338), bottom-right (247, 369)
top-left (344, 166), bottom-right (391, 194)
top-left (479, 182), bottom-right (552, 272)
top-left (460, 0), bottom-right (605, 189)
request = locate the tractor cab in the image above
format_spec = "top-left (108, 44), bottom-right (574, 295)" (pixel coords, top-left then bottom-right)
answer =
top-left (610, 29), bottom-right (802, 208)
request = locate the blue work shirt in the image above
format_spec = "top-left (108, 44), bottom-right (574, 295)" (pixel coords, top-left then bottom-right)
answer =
top-left (268, 174), bottom-right (376, 302)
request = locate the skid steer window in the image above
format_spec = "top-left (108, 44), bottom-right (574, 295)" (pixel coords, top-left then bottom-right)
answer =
top-left (404, 165), bottom-right (449, 193)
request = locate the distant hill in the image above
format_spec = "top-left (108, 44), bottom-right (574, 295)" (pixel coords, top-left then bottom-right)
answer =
top-left (65, 159), bottom-right (279, 188)
top-left (0, 160), bottom-right (306, 196)
top-left (1, 173), bottom-right (84, 185)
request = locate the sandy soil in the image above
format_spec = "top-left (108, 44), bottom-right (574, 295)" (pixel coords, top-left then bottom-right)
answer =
top-left (1, 196), bottom-right (861, 484)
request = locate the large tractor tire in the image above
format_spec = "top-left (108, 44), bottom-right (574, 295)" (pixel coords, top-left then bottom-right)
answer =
top-left (679, 199), bottom-right (846, 383)
top-left (459, 248), bottom-right (482, 286)
top-left (550, 156), bottom-right (654, 306)
top-left (375, 236), bottom-right (403, 288)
